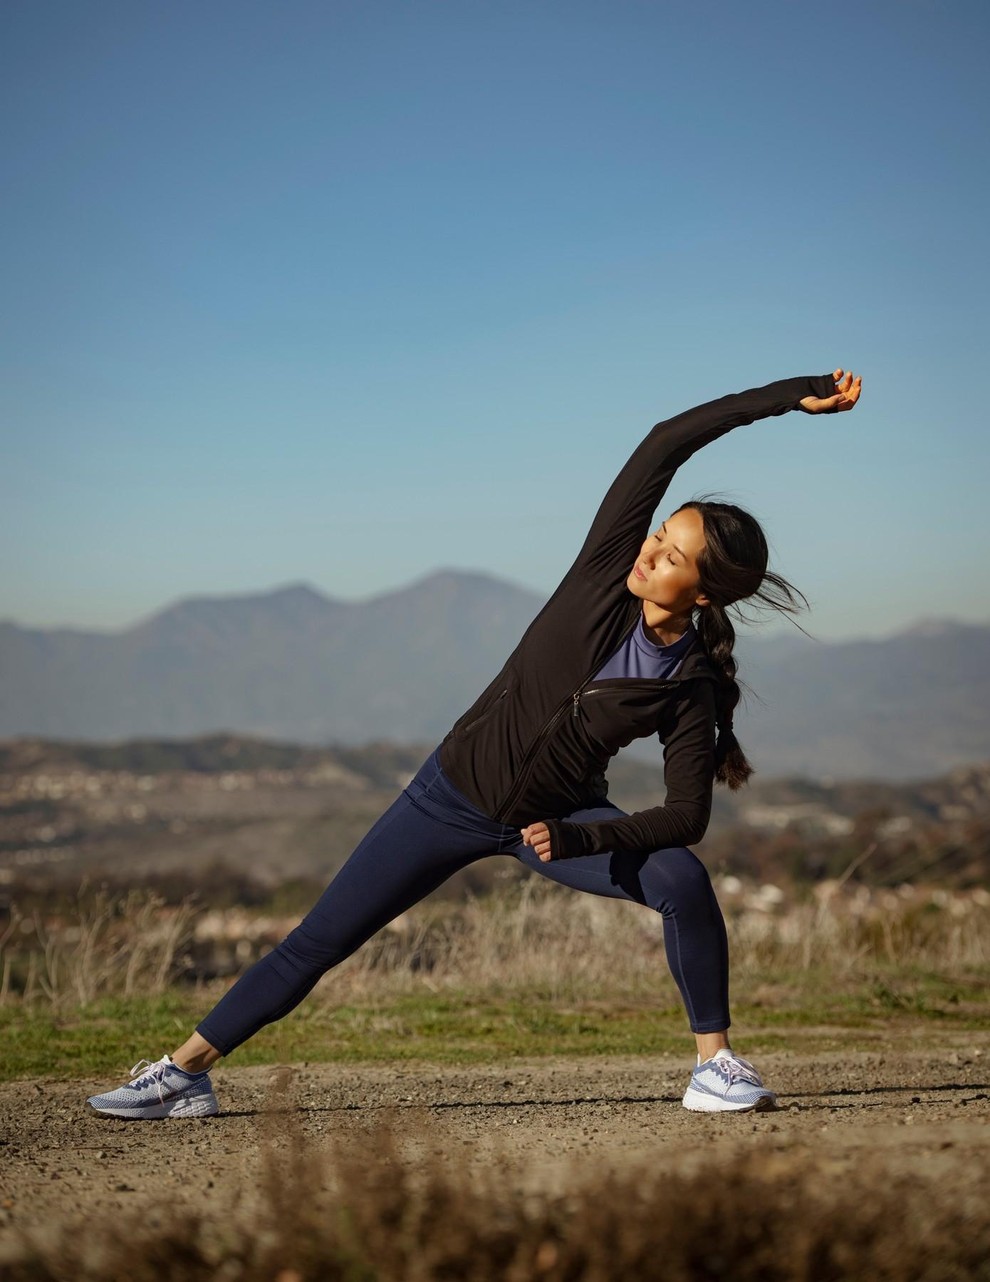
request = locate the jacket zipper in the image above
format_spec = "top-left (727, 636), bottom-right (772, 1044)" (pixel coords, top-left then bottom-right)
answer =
top-left (572, 679), bottom-right (676, 717)
top-left (492, 615), bottom-right (643, 822)
top-left (493, 663), bottom-right (713, 822)
top-left (491, 692), bottom-right (574, 821)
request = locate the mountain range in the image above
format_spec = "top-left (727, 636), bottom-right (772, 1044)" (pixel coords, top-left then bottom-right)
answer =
top-left (2, 572), bottom-right (987, 781)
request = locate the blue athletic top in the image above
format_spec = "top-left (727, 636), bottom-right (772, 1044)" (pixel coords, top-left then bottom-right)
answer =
top-left (593, 616), bottom-right (696, 683)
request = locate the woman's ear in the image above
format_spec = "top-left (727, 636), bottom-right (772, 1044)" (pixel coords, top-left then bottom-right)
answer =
top-left (695, 593), bottom-right (710, 609)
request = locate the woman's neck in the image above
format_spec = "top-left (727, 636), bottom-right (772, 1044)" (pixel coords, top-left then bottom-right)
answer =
top-left (641, 602), bottom-right (694, 647)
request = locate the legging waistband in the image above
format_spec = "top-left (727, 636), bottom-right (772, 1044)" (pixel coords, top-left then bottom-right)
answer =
top-left (404, 747), bottom-right (522, 850)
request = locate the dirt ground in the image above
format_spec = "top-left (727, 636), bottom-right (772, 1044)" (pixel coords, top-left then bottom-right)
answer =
top-left (1, 1033), bottom-right (988, 1250)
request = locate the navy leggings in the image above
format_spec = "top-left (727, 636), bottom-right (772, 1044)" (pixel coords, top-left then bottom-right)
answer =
top-left (196, 748), bottom-right (730, 1053)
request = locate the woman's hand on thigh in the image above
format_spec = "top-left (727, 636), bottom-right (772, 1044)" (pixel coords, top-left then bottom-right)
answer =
top-left (520, 822), bottom-right (554, 862)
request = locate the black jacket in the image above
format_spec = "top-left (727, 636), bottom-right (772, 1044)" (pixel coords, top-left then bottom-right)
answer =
top-left (438, 372), bottom-right (835, 858)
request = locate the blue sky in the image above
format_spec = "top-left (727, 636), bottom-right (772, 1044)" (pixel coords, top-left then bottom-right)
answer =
top-left (3, 0), bottom-right (988, 641)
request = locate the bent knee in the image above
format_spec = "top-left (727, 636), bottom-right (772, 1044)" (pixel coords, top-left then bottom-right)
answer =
top-left (642, 845), bottom-right (715, 912)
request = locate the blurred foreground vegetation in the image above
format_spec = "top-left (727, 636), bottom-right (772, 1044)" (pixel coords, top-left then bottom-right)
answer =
top-left (3, 1101), bottom-right (990, 1282)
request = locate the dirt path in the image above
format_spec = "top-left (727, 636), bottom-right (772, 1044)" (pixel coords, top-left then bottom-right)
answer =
top-left (2, 1033), bottom-right (988, 1247)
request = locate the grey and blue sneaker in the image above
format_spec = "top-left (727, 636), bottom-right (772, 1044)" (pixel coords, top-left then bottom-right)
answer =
top-left (87, 1054), bottom-right (219, 1119)
top-left (682, 1048), bottom-right (778, 1113)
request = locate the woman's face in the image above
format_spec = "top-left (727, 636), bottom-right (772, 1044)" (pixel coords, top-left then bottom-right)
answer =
top-left (626, 507), bottom-right (710, 617)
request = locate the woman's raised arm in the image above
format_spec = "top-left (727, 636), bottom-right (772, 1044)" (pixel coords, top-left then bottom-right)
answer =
top-left (570, 371), bottom-right (847, 588)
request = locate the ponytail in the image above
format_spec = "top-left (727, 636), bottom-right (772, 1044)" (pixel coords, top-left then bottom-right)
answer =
top-left (695, 600), bottom-right (752, 790)
top-left (679, 499), bottom-right (810, 792)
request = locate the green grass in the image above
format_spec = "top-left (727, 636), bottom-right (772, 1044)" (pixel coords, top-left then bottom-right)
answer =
top-left (2, 966), bottom-right (988, 1082)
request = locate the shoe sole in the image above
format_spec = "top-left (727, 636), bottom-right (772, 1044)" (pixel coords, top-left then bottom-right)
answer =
top-left (87, 1095), bottom-right (219, 1120)
top-left (682, 1086), bottom-right (779, 1113)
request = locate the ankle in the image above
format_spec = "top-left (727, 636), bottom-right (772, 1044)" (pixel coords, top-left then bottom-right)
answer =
top-left (170, 1036), bottom-right (222, 1075)
top-left (170, 1057), bottom-right (205, 1076)
top-left (695, 1031), bottom-right (731, 1064)
top-left (172, 1053), bottom-right (214, 1075)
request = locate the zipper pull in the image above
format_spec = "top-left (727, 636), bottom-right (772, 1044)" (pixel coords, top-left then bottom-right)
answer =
top-left (572, 692), bottom-right (580, 719)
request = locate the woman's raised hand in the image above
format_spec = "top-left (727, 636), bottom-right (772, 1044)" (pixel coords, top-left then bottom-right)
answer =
top-left (799, 368), bottom-right (862, 414)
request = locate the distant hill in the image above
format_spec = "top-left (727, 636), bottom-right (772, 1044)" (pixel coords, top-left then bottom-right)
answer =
top-left (2, 732), bottom-right (986, 891)
top-left (1, 575), bottom-right (988, 781)
top-left (4, 732), bottom-right (987, 829)
top-left (737, 618), bottom-right (990, 780)
top-left (0, 571), bottom-right (542, 748)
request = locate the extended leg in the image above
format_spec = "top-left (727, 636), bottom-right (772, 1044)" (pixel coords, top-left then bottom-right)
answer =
top-left (195, 785), bottom-right (500, 1056)
top-left (88, 750), bottom-right (517, 1116)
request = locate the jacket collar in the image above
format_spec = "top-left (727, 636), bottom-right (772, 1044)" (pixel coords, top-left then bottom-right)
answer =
top-left (622, 597), bottom-right (718, 684)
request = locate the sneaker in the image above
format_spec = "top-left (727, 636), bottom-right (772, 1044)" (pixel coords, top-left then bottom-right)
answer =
top-left (87, 1055), bottom-right (219, 1120)
top-left (682, 1048), bottom-right (778, 1113)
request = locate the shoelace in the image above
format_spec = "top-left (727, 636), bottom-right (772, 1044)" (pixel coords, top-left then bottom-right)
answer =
top-left (127, 1057), bottom-right (171, 1103)
top-left (711, 1053), bottom-right (763, 1088)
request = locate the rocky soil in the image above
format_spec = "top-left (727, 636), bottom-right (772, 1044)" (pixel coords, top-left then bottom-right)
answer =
top-left (2, 1034), bottom-right (988, 1251)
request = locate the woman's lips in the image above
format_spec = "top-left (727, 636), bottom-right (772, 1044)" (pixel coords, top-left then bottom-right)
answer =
top-left (633, 564), bottom-right (646, 581)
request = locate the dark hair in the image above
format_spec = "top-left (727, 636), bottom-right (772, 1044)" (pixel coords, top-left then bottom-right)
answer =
top-left (674, 498), bottom-right (809, 790)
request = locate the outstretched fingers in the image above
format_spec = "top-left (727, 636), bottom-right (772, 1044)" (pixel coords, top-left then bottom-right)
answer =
top-left (834, 371), bottom-right (862, 410)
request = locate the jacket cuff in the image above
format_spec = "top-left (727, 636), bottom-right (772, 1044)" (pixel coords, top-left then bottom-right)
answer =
top-left (545, 819), bottom-right (595, 860)
top-left (795, 372), bottom-right (840, 412)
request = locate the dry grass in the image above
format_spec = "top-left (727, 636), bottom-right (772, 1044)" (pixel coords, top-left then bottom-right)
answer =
top-left (724, 879), bottom-right (990, 979)
top-left (0, 884), bottom-right (197, 1007)
top-left (1, 875), bottom-right (988, 1013)
top-left (3, 1097), bottom-right (989, 1281)
top-left (331, 876), bottom-right (990, 1002)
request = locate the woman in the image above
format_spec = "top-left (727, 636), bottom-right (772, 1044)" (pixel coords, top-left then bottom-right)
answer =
top-left (87, 367), bottom-right (862, 1119)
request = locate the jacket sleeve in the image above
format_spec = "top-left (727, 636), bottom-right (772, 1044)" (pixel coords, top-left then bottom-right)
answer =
top-left (543, 681), bottom-right (718, 858)
top-left (571, 373), bottom-right (837, 585)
